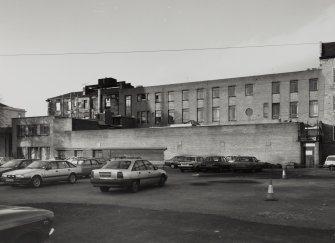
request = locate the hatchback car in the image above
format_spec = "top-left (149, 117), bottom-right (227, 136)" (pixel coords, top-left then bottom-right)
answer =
top-left (2, 160), bottom-right (81, 188)
top-left (0, 205), bottom-right (54, 243)
top-left (0, 159), bottom-right (37, 180)
top-left (69, 158), bottom-right (103, 177)
top-left (197, 156), bottom-right (231, 172)
top-left (91, 159), bottom-right (168, 193)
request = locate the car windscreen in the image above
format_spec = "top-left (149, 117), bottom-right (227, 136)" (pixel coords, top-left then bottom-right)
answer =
top-left (0, 160), bottom-right (22, 168)
top-left (77, 160), bottom-right (85, 165)
top-left (102, 160), bottom-right (131, 170)
top-left (27, 161), bottom-right (48, 169)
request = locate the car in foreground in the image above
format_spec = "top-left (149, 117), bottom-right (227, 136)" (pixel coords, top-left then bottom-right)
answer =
top-left (324, 155), bottom-right (335, 170)
top-left (0, 159), bottom-right (37, 180)
top-left (230, 156), bottom-right (263, 172)
top-left (91, 159), bottom-right (168, 193)
top-left (197, 156), bottom-right (231, 172)
top-left (178, 156), bottom-right (204, 172)
top-left (69, 158), bottom-right (103, 177)
top-left (0, 205), bottom-right (54, 243)
top-left (2, 160), bottom-right (80, 188)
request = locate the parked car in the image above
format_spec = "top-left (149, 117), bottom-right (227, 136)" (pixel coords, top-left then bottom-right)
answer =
top-left (230, 156), bottom-right (263, 172)
top-left (0, 159), bottom-right (38, 180)
top-left (0, 205), bottom-right (54, 243)
top-left (164, 156), bottom-right (188, 168)
top-left (94, 158), bottom-right (108, 166)
top-left (2, 160), bottom-right (80, 188)
top-left (91, 159), bottom-right (168, 193)
top-left (197, 156), bottom-right (231, 172)
top-left (262, 162), bottom-right (283, 169)
top-left (323, 155), bottom-right (335, 170)
top-left (179, 156), bottom-right (204, 172)
top-left (69, 158), bottom-right (103, 177)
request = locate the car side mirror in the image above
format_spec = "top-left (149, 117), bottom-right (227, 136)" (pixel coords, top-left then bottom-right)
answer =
top-left (154, 166), bottom-right (158, 170)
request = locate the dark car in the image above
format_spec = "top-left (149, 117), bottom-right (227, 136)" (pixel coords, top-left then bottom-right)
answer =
top-left (69, 158), bottom-right (103, 177)
top-left (0, 159), bottom-right (37, 181)
top-left (164, 156), bottom-right (188, 168)
top-left (230, 156), bottom-right (263, 172)
top-left (0, 205), bottom-right (54, 243)
top-left (197, 156), bottom-right (231, 172)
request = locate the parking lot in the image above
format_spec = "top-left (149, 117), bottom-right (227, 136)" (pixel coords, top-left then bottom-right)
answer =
top-left (1, 168), bottom-right (335, 242)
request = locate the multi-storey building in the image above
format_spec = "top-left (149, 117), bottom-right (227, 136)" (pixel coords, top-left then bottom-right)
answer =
top-left (13, 41), bottom-right (335, 166)
top-left (46, 44), bottom-right (335, 129)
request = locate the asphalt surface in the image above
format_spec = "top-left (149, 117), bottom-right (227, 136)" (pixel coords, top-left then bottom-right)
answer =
top-left (1, 168), bottom-right (335, 242)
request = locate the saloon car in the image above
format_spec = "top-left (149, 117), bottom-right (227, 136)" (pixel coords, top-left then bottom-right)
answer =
top-left (230, 156), bottom-right (264, 172)
top-left (91, 159), bottom-right (168, 193)
top-left (69, 158), bottom-right (103, 177)
top-left (324, 155), bottom-right (335, 170)
top-left (178, 156), bottom-right (204, 172)
top-left (0, 159), bottom-right (37, 180)
top-left (164, 156), bottom-right (189, 168)
top-left (197, 156), bottom-right (231, 172)
top-left (0, 205), bottom-right (54, 243)
top-left (2, 160), bottom-right (81, 188)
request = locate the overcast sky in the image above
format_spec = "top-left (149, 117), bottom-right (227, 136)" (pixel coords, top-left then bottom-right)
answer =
top-left (1, 0), bottom-right (335, 116)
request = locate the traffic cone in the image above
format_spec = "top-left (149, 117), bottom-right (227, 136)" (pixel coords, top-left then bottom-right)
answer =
top-left (265, 179), bottom-right (277, 201)
top-left (282, 169), bottom-right (286, 179)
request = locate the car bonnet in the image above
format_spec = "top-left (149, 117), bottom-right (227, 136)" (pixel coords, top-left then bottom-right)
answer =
top-left (0, 206), bottom-right (54, 231)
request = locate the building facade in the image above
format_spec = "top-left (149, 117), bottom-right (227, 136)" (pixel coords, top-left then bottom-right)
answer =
top-left (0, 103), bottom-right (25, 158)
top-left (13, 42), bottom-right (335, 166)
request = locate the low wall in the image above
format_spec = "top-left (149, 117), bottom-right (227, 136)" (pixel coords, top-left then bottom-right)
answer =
top-left (55, 123), bottom-right (301, 164)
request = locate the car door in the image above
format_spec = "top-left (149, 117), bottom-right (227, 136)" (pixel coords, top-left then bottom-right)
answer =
top-left (57, 161), bottom-right (71, 180)
top-left (43, 161), bottom-right (60, 182)
top-left (143, 160), bottom-right (160, 185)
top-left (132, 160), bottom-right (150, 186)
top-left (81, 159), bottom-right (92, 176)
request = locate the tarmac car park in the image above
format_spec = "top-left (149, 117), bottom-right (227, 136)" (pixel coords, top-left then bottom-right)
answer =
top-left (2, 160), bottom-right (81, 188)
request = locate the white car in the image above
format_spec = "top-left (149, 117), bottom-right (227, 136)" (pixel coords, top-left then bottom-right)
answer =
top-left (90, 159), bottom-right (168, 193)
top-left (324, 155), bottom-right (335, 170)
top-left (2, 160), bottom-right (81, 188)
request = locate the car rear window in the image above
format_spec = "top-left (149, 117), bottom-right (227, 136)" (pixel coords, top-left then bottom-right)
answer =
top-left (326, 157), bottom-right (335, 161)
top-left (103, 160), bottom-right (131, 169)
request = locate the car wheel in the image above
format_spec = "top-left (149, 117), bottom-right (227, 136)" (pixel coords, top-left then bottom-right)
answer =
top-left (99, 186), bottom-right (110, 192)
top-left (31, 176), bottom-right (42, 188)
top-left (158, 175), bottom-right (167, 187)
top-left (170, 164), bottom-right (176, 169)
top-left (129, 180), bottom-right (140, 193)
top-left (330, 165), bottom-right (335, 171)
top-left (68, 173), bottom-right (77, 184)
top-left (180, 169), bottom-right (184, 172)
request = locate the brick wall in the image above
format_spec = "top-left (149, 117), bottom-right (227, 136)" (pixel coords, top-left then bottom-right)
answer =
top-left (55, 122), bottom-right (301, 164)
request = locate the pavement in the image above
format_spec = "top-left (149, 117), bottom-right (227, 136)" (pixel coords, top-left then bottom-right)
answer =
top-left (1, 168), bottom-right (335, 242)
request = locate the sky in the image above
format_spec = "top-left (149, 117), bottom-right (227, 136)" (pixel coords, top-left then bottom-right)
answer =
top-left (1, 0), bottom-right (335, 116)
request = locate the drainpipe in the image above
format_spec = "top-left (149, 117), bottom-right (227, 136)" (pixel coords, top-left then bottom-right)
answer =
top-left (98, 88), bottom-right (101, 113)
